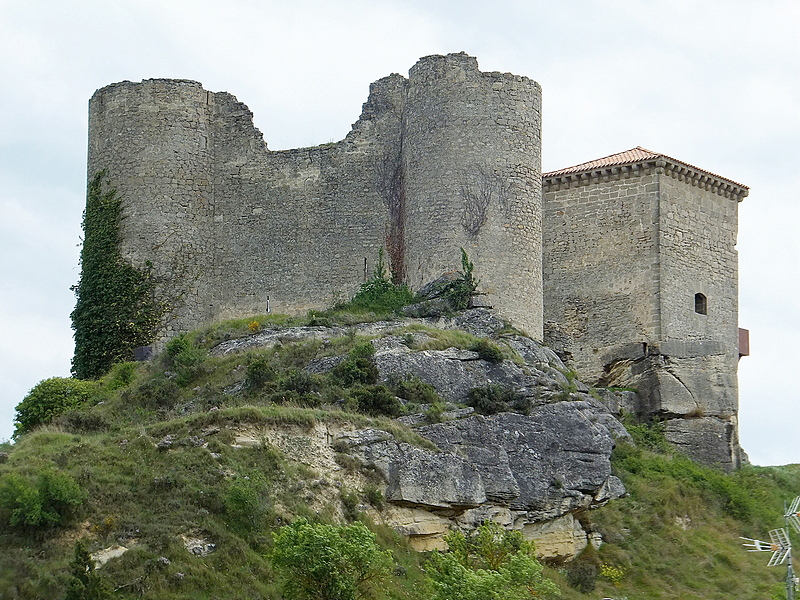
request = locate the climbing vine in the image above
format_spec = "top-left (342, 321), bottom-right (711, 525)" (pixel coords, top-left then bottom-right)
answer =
top-left (459, 165), bottom-right (513, 236)
top-left (376, 150), bottom-right (406, 283)
top-left (70, 171), bottom-right (165, 379)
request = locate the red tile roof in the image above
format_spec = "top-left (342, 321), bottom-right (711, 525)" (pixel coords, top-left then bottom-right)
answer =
top-left (543, 146), bottom-right (748, 192)
top-left (543, 147), bottom-right (659, 177)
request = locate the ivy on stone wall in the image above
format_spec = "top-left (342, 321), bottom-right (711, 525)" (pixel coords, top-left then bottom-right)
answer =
top-left (71, 171), bottom-right (164, 379)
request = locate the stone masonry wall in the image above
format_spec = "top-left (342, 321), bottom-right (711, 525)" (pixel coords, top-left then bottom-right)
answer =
top-left (543, 170), bottom-right (661, 380)
top-left (656, 173), bottom-right (742, 468)
top-left (86, 54), bottom-right (544, 342)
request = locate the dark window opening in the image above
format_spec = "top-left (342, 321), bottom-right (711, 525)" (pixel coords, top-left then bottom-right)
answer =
top-left (695, 293), bottom-right (707, 315)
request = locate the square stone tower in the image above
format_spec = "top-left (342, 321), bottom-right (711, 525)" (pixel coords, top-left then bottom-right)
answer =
top-left (542, 147), bottom-right (748, 470)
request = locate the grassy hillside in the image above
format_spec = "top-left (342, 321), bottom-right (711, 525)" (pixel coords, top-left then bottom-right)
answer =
top-left (1, 313), bottom-right (798, 599)
top-left (556, 436), bottom-right (800, 599)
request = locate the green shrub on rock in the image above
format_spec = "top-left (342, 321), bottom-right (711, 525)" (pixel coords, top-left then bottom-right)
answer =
top-left (388, 375), bottom-right (441, 404)
top-left (468, 339), bottom-right (504, 363)
top-left (349, 249), bottom-right (413, 314)
top-left (465, 384), bottom-right (517, 415)
top-left (347, 385), bottom-right (403, 417)
top-left (426, 522), bottom-right (559, 600)
top-left (332, 343), bottom-right (379, 386)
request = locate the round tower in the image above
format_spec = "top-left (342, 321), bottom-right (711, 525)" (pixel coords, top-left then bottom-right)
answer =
top-left (401, 53), bottom-right (543, 337)
top-left (87, 79), bottom-right (217, 337)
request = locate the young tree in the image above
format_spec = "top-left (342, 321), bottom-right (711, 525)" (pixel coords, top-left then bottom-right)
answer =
top-left (0, 470), bottom-right (86, 529)
top-left (64, 541), bottom-right (111, 600)
top-left (427, 522), bottom-right (559, 600)
top-left (271, 518), bottom-right (392, 600)
top-left (13, 377), bottom-right (96, 438)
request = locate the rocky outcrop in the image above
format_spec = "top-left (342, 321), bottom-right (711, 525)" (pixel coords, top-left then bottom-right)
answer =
top-left (207, 308), bottom-right (631, 557)
top-left (341, 400), bottom-right (626, 556)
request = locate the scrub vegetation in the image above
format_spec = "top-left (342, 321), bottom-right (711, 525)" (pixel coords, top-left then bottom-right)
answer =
top-left (4, 312), bottom-right (799, 599)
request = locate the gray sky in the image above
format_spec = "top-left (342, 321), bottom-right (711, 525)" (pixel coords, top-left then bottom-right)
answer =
top-left (1, 0), bottom-right (798, 465)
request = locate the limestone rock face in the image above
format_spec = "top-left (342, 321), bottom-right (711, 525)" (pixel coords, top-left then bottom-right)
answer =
top-left (344, 400), bottom-right (626, 552)
top-left (370, 330), bottom-right (580, 407)
top-left (373, 341), bottom-right (529, 404)
top-left (664, 416), bottom-right (742, 468)
top-left (419, 407), bottom-right (625, 520)
top-left (202, 309), bottom-right (631, 558)
top-left (519, 513), bottom-right (589, 560)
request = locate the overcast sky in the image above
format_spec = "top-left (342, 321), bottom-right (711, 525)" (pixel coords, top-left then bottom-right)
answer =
top-left (1, 0), bottom-right (798, 466)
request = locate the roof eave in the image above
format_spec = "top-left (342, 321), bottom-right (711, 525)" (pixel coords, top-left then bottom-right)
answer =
top-left (543, 155), bottom-right (749, 201)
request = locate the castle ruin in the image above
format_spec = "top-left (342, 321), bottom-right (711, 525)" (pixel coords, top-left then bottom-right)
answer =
top-left (85, 52), bottom-right (748, 469)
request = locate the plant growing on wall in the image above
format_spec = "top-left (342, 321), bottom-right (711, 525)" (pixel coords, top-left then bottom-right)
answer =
top-left (444, 248), bottom-right (479, 310)
top-left (71, 171), bottom-right (165, 379)
top-left (349, 248), bottom-right (413, 313)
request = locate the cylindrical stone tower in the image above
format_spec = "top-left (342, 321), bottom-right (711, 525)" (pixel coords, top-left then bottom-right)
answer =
top-left (401, 53), bottom-right (543, 338)
top-left (87, 79), bottom-right (217, 336)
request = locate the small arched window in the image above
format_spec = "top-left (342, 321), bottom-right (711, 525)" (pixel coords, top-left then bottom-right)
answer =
top-left (694, 293), bottom-right (707, 315)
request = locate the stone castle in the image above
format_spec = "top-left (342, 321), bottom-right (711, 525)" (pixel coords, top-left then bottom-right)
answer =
top-left (86, 52), bottom-right (748, 470)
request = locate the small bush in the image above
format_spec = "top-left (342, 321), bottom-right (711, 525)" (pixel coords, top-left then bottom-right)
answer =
top-left (465, 385), bottom-right (517, 415)
top-left (347, 386), bottom-right (403, 417)
top-left (364, 485), bottom-right (384, 510)
top-left (0, 469), bottom-right (87, 529)
top-left (55, 408), bottom-right (110, 434)
top-left (13, 377), bottom-right (97, 438)
top-left (64, 540), bottom-right (112, 600)
top-left (279, 369), bottom-right (318, 395)
top-left (349, 341), bottom-right (376, 360)
top-left (164, 335), bottom-right (189, 359)
top-left (469, 339), bottom-right (504, 363)
top-left (510, 395), bottom-right (533, 415)
top-left (103, 361), bottom-right (139, 391)
top-left (565, 560), bottom-right (598, 593)
top-left (425, 402), bottom-right (446, 424)
top-left (222, 476), bottom-right (268, 532)
top-left (348, 249), bottom-right (413, 314)
top-left (122, 375), bottom-right (180, 410)
top-left (331, 343), bottom-right (379, 386)
top-left (340, 489), bottom-right (360, 521)
top-left (388, 375), bottom-right (441, 404)
top-left (164, 335), bottom-right (207, 386)
top-left (427, 522), bottom-right (559, 600)
top-left (271, 518), bottom-right (392, 600)
top-left (308, 311), bottom-right (334, 327)
top-left (600, 562), bottom-right (625, 585)
top-left (442, 248), bottom-right (479, 311)
top-left (245, 357), bottom-right (277, 391)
